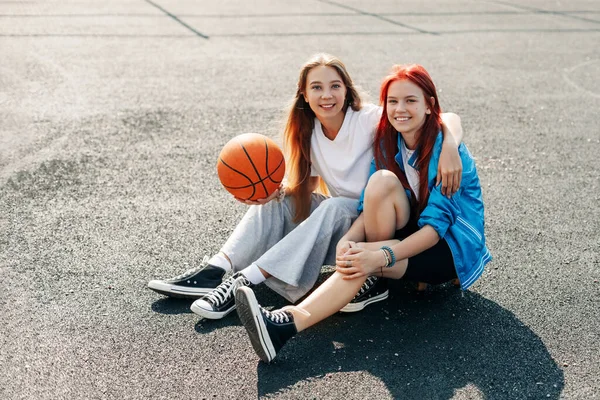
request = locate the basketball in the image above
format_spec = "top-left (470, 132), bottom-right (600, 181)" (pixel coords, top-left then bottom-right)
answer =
top-left (216, 133), bottom-right (286, 201)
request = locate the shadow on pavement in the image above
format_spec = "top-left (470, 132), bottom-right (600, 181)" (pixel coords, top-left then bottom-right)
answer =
top-left (151, 297), bottom-right (194, 315)
top-left (256, 286), bottom-right (564, 399)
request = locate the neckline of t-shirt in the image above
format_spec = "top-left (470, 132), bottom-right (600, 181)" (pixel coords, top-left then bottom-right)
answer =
top-left (401, 141), bottom-right (416, 168)
top-left (316, 107), bottom-right (353, 143)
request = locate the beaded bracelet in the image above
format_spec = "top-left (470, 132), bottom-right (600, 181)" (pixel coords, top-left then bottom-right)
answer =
top-left (380, 245), bottom-right (396, 268)
top-left (381, 249), bottom-right (390, 266)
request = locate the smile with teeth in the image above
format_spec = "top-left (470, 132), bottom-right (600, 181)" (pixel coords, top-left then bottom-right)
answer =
top-left (395, 116), bottom-right (411, 122)
top-left (320, 104), bottom-right (335, 109)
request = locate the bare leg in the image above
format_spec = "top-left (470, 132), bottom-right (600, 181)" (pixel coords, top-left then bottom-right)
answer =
top-left (283, 173), bottom-right (415, 331)
top-left (285, 272), bottom-right (367, 331)
top-left (286, 246), bottom-right (411, 332)
top-left (363, 170), bottom-right (410, 242)
top-left (361, 171), bottom-right (429, 288)
top-left (256, 265), bottom-right (272, 279)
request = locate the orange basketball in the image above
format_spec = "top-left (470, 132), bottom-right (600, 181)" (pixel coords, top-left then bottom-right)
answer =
top-left (216, 133), bottom-right (286, 201)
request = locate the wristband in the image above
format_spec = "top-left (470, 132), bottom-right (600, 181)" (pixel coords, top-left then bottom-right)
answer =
top-left (380, 245), bottom-right (396, 268)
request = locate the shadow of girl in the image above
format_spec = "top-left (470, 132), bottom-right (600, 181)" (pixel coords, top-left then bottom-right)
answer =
top-left (257, 286), bottom-right (564, 399)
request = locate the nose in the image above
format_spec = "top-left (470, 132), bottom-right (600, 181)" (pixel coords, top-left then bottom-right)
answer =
top-left (321, 89), bottom-right (333, 99)
top-left (394, 101), bottom-right (406, 113)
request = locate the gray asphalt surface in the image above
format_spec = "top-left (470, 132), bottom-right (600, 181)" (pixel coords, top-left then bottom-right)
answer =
top-left (1, 1), bottom-right (599, 399)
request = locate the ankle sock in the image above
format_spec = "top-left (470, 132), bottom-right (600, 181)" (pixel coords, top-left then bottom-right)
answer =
top-left (208, 254), bottom-right (232, 272)
top-left (240, 264), bottom-right (267, 285)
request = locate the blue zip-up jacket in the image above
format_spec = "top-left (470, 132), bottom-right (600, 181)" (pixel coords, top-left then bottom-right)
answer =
top-left (358, 132), bottom-right (492, 290)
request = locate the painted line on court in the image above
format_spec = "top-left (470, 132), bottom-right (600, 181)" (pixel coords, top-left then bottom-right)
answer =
top-left (486, 0), bottom-right (600, 25)
top-left (144, 0), bottom-right (209, 39)
top-left (1, 28), bottom-right (599, 38)
top-left (316, 0), bottom-right (439, 35)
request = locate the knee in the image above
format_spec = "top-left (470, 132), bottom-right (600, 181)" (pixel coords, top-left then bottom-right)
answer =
top-left (365, 170), bottom-right (402, 201)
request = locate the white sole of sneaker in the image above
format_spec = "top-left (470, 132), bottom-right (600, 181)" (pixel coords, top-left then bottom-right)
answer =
top-left (339, 290), bottom-right (389, 313)
top-left (236, 287), bottom-right (275, 363)
top-left (147, 280), bottom-right (214, 299)
top-left (190, 300), bottom-right (235, 320)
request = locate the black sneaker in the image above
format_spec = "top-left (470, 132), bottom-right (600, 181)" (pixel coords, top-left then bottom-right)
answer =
top-left (147, 256), bottom-right (226, 299)
top-left (236, 286), bottom-right (297, 363)
top-left (339, 276), bottom-right (389, 313)
top-left (190, 272), bottom-right (252, 319)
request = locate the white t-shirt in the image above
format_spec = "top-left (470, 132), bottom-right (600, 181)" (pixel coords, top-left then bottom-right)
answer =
top-left (401, 141), bottom-right (420, 200)
top-left (310, 103), bottom-right (381, 199)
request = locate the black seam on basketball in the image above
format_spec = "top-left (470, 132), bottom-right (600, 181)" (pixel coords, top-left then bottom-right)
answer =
top-left (221, 166), bottom-right (283, 189)
top-left (218, 158), bottom-right (256, 199)
top-left (239, 139), bottom-right (269, 199)
top-left (265, 158), bottom-right (285, 184)
top-left (264, 138), bottom-right (270, 189)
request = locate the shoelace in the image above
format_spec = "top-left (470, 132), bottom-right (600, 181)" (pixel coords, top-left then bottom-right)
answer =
top-left (169, 256), bottom-right (210, 281)
top-left (261, 308), bottom-right (291, 324)
top-left (355, 276), bottom-right (378, 297)
top-left (205, 275), bottom-right (249, 306)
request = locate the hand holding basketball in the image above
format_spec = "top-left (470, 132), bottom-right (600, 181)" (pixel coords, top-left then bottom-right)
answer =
top-left (216, 133), bottom-right (286, 202)
top-left (235, 184), bottom-right (284, 205)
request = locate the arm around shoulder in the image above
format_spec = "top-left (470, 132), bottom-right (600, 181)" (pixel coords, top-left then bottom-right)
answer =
top-left (438, 113), bottom-right (464, 195)
top-left (440, 112), bottom-right (463, 145)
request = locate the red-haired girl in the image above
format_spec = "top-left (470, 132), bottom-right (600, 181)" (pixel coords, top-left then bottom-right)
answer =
top-left (235, 64), bottom-right (491, 363)
top-left (148, 56), bottom-right (464, 321)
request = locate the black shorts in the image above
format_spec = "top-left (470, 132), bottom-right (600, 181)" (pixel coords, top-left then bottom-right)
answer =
top-left (394, 221), bottom-right (457, 285)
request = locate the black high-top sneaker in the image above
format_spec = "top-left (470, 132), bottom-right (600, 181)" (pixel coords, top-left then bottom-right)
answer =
top-left (235, 286), bottom-right (297, 363)
top-left (340, 276), bottom-right (389, 313)
top-left (190, 273), bottom-right (252, 319)
top-left (147, 256), bottom-right (226, 299)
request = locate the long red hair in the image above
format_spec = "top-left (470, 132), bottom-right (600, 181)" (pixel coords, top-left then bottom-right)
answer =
top-left (374, 64), bottom-right (442, 216)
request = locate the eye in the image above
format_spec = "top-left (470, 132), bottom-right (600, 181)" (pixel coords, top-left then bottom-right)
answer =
top-left (332, 84), bottom-right (341, 89)
top-left (311, 85), bottom-right (321, 90)
top-left (387, 99), bottom-right (397, 104)
top-left (407, 99), bottom-right (416, 103)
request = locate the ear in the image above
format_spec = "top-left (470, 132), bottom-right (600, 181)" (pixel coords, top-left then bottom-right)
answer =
top-left (426, 96), bottom-right (435, 114)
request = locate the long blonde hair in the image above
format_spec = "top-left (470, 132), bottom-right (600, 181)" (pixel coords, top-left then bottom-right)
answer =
top-left (283, 53), bottom-right (363, 222)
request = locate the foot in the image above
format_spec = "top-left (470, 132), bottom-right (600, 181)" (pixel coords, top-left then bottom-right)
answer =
top-left (416, 282), bottom-right (429, 292)
top-left (190, 273), bottom-right (252, 319)
top-left (340, 276), bottom-right (389, 313)
top-left (235, 286), bottom-right (297, 363)
top-left (147, 256), bottom-right (226, 299)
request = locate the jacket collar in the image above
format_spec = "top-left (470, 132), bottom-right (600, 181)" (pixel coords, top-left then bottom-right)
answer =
top-left (394, 132), bottom-right (419, 171)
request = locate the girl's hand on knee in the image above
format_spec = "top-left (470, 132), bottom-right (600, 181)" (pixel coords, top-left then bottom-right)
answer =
top-left (336, 248), bottom-right (384, 280)
top-left (336, 240), bottom-right (356, 257)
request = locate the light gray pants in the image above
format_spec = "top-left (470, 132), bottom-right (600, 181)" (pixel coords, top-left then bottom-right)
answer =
top-left (220, 195), bottom-right (359, 302)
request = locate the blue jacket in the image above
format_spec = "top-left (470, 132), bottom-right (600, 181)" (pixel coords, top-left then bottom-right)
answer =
top-left (358, 132), bottom-right (492, 290)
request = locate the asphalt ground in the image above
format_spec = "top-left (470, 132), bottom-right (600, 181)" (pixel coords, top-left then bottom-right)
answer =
top-left (1, 1), bottom-right (599, 399)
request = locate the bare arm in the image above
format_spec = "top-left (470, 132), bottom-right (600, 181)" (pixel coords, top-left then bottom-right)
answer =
top-left (335, 225), bottom-right (440, 279)
top-left (440, 112), bottom-right (463, 145)
top-left (439, 112), bottom-right (464, 197)
top-left (388, 225), bottom-right (439, 261)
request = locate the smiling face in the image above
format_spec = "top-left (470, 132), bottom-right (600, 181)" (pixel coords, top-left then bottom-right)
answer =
top-left (303, 65), bottom-right (348, 127)
top-left (386, 79), bottom-right (433, 148)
